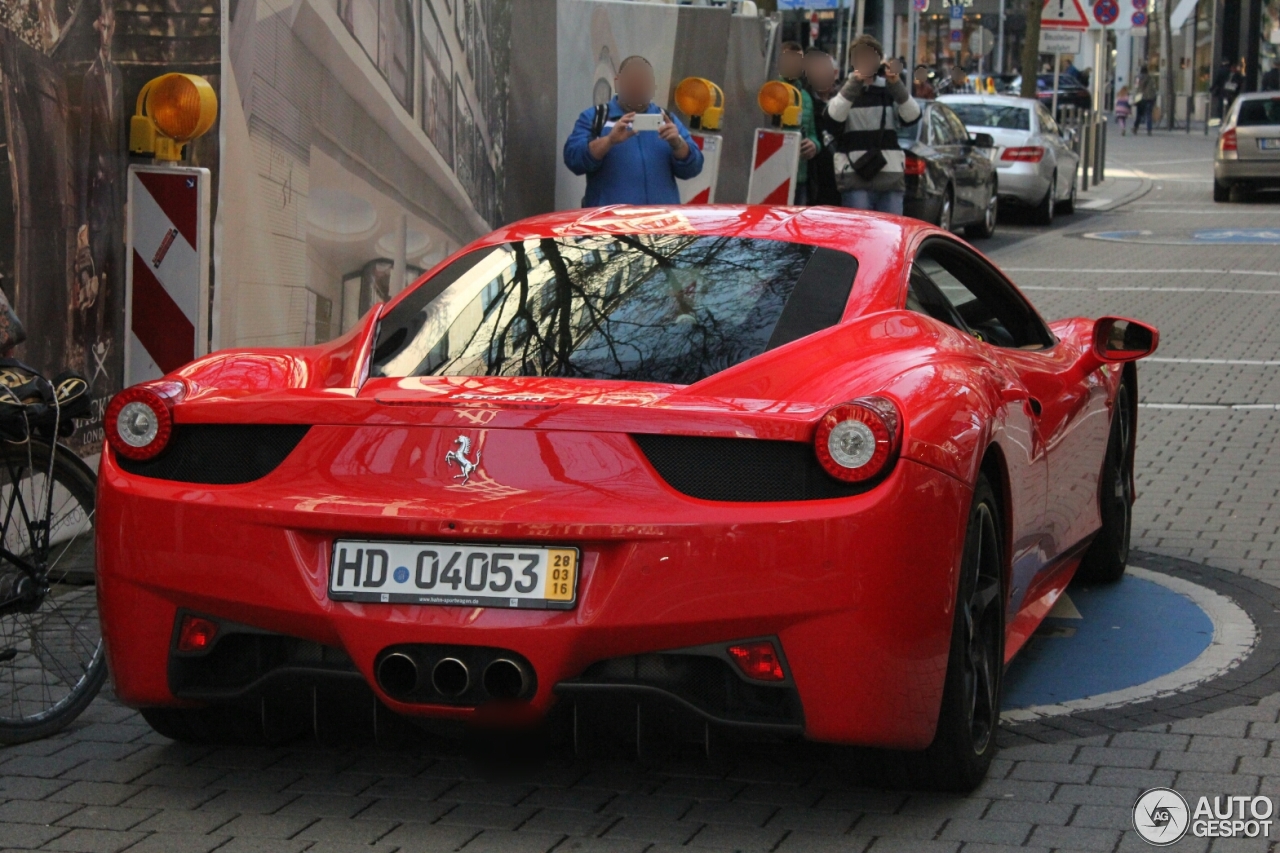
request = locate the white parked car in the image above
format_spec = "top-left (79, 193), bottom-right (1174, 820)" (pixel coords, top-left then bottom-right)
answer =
top-left (939, 94), bottom-right (1080, 225)
top-left (1214, 92), bottom-right (1280, 202)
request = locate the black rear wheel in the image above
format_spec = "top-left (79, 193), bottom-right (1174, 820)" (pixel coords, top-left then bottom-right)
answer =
top-left (1076, 384), bottom-right (1134, 584)
top-left (965, 185), bottom-right (998, 240)
top-left (1213, 180), bottom-right (1231, 203)
top-left (1031, 173), bottom-right (1056, 225)
top-left (908, 474), bottom-right (1004, 792)
top-left (0, 440), bottom-right (104, 744)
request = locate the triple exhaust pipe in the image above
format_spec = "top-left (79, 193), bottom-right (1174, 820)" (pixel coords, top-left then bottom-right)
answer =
top-left (376, 649), bottom-right (533, 702)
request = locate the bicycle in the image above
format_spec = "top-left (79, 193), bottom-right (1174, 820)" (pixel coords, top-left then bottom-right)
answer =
top-left (0, 309), bottom-right (102, 744)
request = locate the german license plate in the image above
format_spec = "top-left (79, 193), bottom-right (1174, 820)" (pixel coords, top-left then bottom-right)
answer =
top-left (1260, 138), bottom-right (1280, 150)
top-left (329, 540), bottom-right (579, 609)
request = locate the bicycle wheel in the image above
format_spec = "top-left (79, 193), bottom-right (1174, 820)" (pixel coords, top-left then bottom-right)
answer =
top-left (0, 438), bottom-right (105, 744)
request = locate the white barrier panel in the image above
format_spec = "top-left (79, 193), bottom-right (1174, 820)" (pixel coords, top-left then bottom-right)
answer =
top-left (125, 165), bottom-right (211, 387)
top-left (745, 129), bottom-right (800, 205)
top-left (679, 133), bottom-right (722, 204)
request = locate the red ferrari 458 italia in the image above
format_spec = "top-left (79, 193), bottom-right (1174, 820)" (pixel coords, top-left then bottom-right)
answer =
top-left (98, 205), bottom-right (1157, 790)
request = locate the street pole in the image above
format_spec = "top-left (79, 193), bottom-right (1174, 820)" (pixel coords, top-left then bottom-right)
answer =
top-left (855, 0), bottom-right (865, 38)
top-left (909, 3), bottom-right (919, 76)
top-left (997, 0), bottom-right (1006, 73)
top-left (1052, 51), bottom-right (1061, 115)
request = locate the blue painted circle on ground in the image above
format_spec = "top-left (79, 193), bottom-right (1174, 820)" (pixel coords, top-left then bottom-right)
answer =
top-left (1002, 574), bottom-right (1213, 710)
top-left (1191, 229), bottom-right (1280, 244)
top-left (393, 566), bottom-right (410, 584)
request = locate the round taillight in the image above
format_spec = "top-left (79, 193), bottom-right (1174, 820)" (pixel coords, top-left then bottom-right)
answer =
top-left (105, 387), bottom-right (174, 461)
top-left (814, 396), bottom-right (902, 483)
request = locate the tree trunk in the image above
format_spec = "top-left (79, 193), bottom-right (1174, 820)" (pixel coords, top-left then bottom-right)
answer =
top-left (1020, 0), bottom-right (1042, 98)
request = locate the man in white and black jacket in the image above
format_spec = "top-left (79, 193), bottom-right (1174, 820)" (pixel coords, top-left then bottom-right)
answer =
top-left (827, 34), bottom-right (921, 215)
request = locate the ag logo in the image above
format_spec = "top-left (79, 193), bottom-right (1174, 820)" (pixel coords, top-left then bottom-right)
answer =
top-left (1133, 787), bottom-right (1189, 846)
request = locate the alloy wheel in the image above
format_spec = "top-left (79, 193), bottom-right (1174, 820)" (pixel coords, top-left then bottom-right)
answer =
top-left (963, 503), bottom-right (1002, 755)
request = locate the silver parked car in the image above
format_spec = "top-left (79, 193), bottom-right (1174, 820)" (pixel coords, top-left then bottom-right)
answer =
top-left (939, 94), bottom-right (1080, 225)
top-left (1214, 92), bottom-right (1280, 202)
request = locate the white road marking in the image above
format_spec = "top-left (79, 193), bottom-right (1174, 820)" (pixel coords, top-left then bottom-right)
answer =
top-left (1148, 357), bottom-right (1280, 366)
top-left (1003, 268), bottom-right (1280, 277)
top-left (1021, 286), bottom-right (1280, 295)
top-left (1140, 403), bottom-right (1280, 411)
top-left (1002, 566), bottom-right (1257, 722)
top-left (1047, 593), bottom-right (1082, 619)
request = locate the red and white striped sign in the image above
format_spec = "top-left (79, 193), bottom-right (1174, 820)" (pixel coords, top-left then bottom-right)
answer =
top-left (125, 165), bottom-right (210, 386)
top-left (746, 129), bottom-right (801, 205)
top-left (679, 133), bottom-right (722, 205)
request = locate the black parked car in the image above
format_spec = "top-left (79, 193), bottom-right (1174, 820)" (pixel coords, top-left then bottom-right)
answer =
top-left (1002, 75), bottom-right (1094, 118)
top-left (897, 100), bottom-right (999, 239)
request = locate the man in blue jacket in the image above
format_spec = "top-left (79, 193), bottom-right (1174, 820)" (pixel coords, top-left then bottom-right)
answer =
top-left (563, 55), bottom-right (703, 206)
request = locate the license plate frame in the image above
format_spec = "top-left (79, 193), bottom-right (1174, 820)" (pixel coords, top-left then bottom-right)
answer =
top-left (1260, 138), bottom-right (1280, 150)
top-left (328, 539), bottom-right (580, 609)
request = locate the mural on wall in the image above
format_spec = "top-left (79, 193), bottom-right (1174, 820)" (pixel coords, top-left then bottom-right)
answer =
top-left (0, 0), bottom-right (219, 456)
top-left (221, 0), bottom-right (510, 350)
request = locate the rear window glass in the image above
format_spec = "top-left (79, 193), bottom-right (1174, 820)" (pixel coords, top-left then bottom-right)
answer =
top-left (947, 103), bottom-right (1031, 131)
top-left (1237, 98), bottom-right (1280, 127)
top-left (370, 234), bottom-right (856, 384)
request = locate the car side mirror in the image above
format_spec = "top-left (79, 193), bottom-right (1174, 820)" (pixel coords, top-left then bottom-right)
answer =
top-left (971, 132), bottom-right (995, 148)
top-left (1075, 316), bottom-right (1158, 377)
top-left (1093, 316), bottom-right (1159, 363)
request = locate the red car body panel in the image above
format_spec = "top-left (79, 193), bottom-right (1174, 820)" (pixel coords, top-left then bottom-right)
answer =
top-left (97, 205), bottom-right (1144, 749)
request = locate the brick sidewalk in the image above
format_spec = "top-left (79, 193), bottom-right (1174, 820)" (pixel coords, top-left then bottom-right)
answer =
top-left (2, 130), bottom-right (1276, 853)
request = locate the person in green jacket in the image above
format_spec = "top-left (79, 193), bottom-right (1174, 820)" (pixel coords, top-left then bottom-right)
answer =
top-left (779, 41), bottom-right (821, 205)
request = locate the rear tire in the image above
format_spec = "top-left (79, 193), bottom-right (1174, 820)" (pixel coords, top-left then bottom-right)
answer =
top-left (1213, 180), bottom-right (1231, 203)
top-left (1031, 174), bottom-right (1056, 225)
top-left (1076, 384), bottom-right (1134, 584)
top-left (965, 185), bottom-right (998, 240)
top-left (908, 474), bottom-right (1004, 792)
top-left (937, 187), bottom-right (954, 232)
top-left (1058, 171), bottom-right (1077, 215)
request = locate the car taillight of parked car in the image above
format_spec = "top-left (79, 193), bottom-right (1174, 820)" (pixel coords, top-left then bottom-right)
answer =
top-left (814, 396), bottom-right (902, 483)
top-left (104, 381), bottom-right (185, 461)
top-left (1220, 128), bottom-right (1238, 153)
top-left (904, 154), bottom-right (926, 176)
top-left (1001, 146), bottom-right (1045, 163)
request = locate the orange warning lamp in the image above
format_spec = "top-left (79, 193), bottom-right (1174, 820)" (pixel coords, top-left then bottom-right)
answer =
top-left (675, 77), bottom-right (724, 131)
top-left (757, 81), bottom-right (802, 129)
top-left (130, 73), bottom-right (218, 161)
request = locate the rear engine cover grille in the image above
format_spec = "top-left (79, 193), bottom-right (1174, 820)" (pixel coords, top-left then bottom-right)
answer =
top-left (632, 434), bottom-right (872, 502)
top-left (117, 424), bottom-right (310, 485)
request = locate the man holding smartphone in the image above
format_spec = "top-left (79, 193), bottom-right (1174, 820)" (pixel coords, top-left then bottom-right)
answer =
top-left (826, 35), bottom-right (921, 215)
top-left (564, 55), bottom-right (703, 207)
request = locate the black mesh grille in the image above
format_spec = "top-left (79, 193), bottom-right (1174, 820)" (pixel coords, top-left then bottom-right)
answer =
top-left (576, 652), bottom-right (802, 727)
top-left (118, 425), bottom-right (310, 485)
top-left (632, 434), bottom-right (873, 502)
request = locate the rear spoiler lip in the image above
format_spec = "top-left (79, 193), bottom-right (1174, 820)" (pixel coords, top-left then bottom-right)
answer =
top-left (169, 393), bottom-right (829, 444)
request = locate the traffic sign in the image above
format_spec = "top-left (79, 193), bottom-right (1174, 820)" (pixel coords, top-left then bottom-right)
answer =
top-left (950, 3), bottom-right (963, 19)
top-left (1040, 29), bottom-right (1083, 52)
top-left (1132, 10), bottom-right (1146, 26)
top-left (810, 11), bottom-right (819, 42)
top-left (1132, 0), bottom-right (1146, 10)
top-left (1042, 0), bottom-right (1089, 30)
top-left (1093, 0), bottom-right (1118, 25)
top-left (914, 0), bottom-right (929, 10)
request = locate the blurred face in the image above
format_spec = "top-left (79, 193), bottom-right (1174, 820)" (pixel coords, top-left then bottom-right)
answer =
top-left (779, 49), bottom-right (805, 80)
top-left (951, 66), bottom-right (967, 84)
top-left (805, 54), bottom-right (836, 92)
top-left (914, 67), bottom-right (929, 83)
top-left (851, 45), bottom-right (881, 78)
top-left (615, 60), bottom-right (656, 109)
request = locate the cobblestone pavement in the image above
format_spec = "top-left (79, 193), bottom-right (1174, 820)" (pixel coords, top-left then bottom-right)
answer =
top-left (3, 130), bottom-right (1278, 853)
